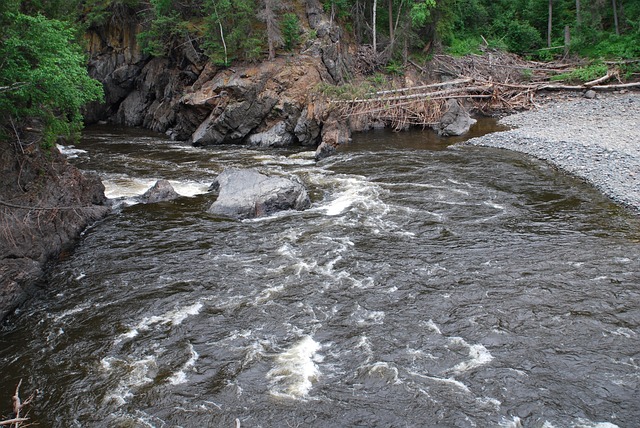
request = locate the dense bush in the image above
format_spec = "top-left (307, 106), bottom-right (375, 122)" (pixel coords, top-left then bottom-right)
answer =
top-left (0, 9), bottom-right (103, 145)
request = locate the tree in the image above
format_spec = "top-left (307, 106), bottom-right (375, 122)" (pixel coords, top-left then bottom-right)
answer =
top-left (548, 0), bottom-right (553, 48)
top-left (373, 0), bottom-right (377, 53)
top-left (0, 10), bottom-right (103, 145)
top-left (259, 0), bottom-right (282, 60)
top-left (612, 0), bottom-right (619, 35)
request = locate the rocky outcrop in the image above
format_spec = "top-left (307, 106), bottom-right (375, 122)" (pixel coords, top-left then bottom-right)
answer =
top-left (0, 138), bottom-right (110, 320)
top-left (316, 113), bottom-right (352, 160)
top-left (83, 6), bottom-right (351, 153)
top-left (435, 99), bottom-right (477, 137)
top-left (208, 168), bottom-right (311, 219)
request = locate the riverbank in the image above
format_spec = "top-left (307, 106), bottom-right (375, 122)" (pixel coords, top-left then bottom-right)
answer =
top-left (466, 92), bottom-right (640, 212)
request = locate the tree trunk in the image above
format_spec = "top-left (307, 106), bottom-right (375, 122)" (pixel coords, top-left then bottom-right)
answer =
top-left (612, 0), bottom-right (620, 35)
top-left (576, 0), bottom-right (581, 24)
top-left (212, 3), bottom-right (228, 65)
top-left (263, 0), bottom-right (279, 61)
top-left (548, 0), bottom-right (553, 48)
top-left (372, 0), bottom-right (377, 54)
top-left (388, 0), bottom-right (394, 43)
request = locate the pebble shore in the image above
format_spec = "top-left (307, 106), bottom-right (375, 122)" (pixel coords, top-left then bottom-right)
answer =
top-left (467, 93), bottom-right (640, 212)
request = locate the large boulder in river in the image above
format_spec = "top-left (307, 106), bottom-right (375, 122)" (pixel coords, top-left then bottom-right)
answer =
top-left (139, 179), bottom-right (181, 203)
top-left (435, 99), bottom-right (477, 137)
top-left (208, 169), bottom-right (311, 219)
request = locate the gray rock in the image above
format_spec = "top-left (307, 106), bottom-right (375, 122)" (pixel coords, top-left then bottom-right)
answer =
top-left (208, 169), bottom-right (311, 219)
top-left (316, 113), bottom-right (351, 160)
top-left (436, 99), bottom-right (477, 137)
top-left (139, 180), bottom-right (181, 203)
top-left (295, 107), bottom-right (321, 146)
top-left (584, 90), bottom-right (597, 99)
top-left (247, 121), bottom-right (295, 147)
top-left (192, 96), bottom-right (278, 145)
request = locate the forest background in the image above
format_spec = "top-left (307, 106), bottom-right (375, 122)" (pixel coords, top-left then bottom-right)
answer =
top-left (0, 0), bottom-right (639, 142)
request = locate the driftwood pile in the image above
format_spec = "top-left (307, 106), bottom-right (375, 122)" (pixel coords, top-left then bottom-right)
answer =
top-left (330, 51), bottom-right (640, 130)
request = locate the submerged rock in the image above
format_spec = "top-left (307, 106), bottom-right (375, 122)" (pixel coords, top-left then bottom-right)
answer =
top-left (436, 99), bottom-right (477, 137)
top-left (139, 179), bottom-right (181, 203)
top-left (208, 168), bottom-right (311, 219)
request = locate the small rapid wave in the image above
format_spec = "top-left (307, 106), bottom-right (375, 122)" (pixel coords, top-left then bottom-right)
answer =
top-left (267, 336), bottom-right (322, 399)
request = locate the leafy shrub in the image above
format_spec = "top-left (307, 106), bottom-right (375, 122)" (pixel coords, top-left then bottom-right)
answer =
top-left (446, 36), bottom-right (483, 56)
top-left (281, 13), bottom-right (300, 51)
top-left (551, 63), bottom-right (609, 83)
top-left (504, 19), bottom-right (543, 54)
top-left (0, 12), bottom-right (103, 145)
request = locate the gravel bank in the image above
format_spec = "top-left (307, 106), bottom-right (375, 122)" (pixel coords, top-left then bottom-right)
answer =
top-left (467, 93), bottom-right (640, 212)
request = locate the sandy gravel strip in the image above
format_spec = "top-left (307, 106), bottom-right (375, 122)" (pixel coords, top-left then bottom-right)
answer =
top-left (466, 93), bottom-right (640, 212)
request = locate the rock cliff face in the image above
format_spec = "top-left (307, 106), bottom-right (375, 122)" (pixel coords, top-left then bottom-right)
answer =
top-left (83, 1), bottom-right (351, 154)
top-left (0, 137), bottom-right (110, 320)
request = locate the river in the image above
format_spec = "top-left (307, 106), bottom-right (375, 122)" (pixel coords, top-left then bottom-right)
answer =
top-left (1, 123), bottom-right (639, 427)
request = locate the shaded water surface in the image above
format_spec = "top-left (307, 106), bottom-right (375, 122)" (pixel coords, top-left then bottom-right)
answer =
top-left (1, 123), bottom-right (639, 427)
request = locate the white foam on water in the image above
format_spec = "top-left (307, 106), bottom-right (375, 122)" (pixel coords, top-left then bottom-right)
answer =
top-left (56, 144), bottom-right (87, 158)
top-left (102, 175), bottom-right (209, 200)
top-left (288, 151), bottom-right (317, 160)
top-left (351, 304), bottom-right (385, 326)
top-left (572, 420), bottom-right (620, 428)
top-left (168, 343), bottom-right (199, 385)
top-left (52, 302), bottom-right (92, 322)
top-left (168, 180), bottom-right (210, 197)
top-left (498, 416), bottom-right (523, 428)
top-left (102, 355), bottom-right (157, 406)
top-left (267, 336), bottom-right (321, 399)
top-left (252, 283), bottom-right (286, 305)
top-left (448, 337), bottom-right (494, 374)
top-left (254, 152), bottom-right (316, 166)
top-left (484, 200), bottom-right (506, 210)
top-left (363, 361), bottom-right (402, 385)
top-left (609, 327), bottom-right (636, 338)
top-left (356, 335), bottom-right (374, 364)
top-left (315, 175), bottom-right (386, 217)
top-left (408, 371), bottom-right (470, 393)
top-left (423, 319), bottom-right (442, 335)
top-left (476, 396), bottom-right (501, 410)
top-left (116, 302), bottom-right (203, 343)
top-left (103, 176), bottom-right (158, 199)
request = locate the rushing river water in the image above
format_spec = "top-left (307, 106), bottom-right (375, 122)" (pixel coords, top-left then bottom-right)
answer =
top-left (1, 123), bottom-right (640, 427)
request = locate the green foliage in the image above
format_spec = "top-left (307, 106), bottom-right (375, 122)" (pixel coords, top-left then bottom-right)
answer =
top-left (504, 19), bottom-right (543, 54)
top-left (551, 63), bottom-right (609, 83)
top-left (316, 81), bottom-right (375, 100)
top-left (384, 60), bottom-right (404, 75)
top-left (204, 0), bottom-right (264, 64)
top-left (281, 13), bottom-right (300, 51)
top-left (577, 33), bottom-right (640, 60)
top-left (323, 0), bottom-right (352, 21)
top-left (446, 36), bottom-right (483, 56)
top-left (409, 0), bottom-right (436, 28)
top-left (0, 12), bottom-right (104, 144)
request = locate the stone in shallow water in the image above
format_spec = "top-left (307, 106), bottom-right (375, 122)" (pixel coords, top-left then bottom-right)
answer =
top-left (436, 99), bottom-right (476, 137)
top-left (139, 179), bottom-right (181, 203)
top-left (208, 168), bottom-right (311, 219)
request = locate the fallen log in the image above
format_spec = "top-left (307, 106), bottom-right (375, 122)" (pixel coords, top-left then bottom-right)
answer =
top-left (537, 81), bottom-right (640, 91)
top-left (584, 73), bottom-right (616, 87)
top-left (333, 84), bottom-right (492, 104)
